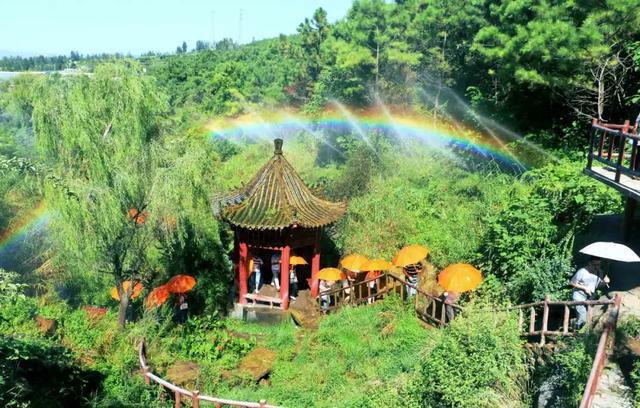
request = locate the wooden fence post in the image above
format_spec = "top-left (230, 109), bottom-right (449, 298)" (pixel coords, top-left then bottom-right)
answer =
top-left (529, 307), bottom-right (536, 335)
top-left (563, 305), bottom-right (570, 334)
top-left (540, 296), bottom-right (550, 346)
top-left (141, 367), bottom-right (150, 385)
top-left (260, 399), bottom-right (267, 408)
top-left (192, 390), bottom-right (199, 408)
top-left (175, 391), bottom-right (181, 408)
top-left (518, 309), bottom-right (523, 333)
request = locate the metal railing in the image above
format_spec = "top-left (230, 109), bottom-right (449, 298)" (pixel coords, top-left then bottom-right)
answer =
top-left (139, 339), bottom-right (280, 408)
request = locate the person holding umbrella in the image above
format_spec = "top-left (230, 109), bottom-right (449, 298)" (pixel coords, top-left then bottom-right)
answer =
top-left (570, 256), bottom-right (610, 329)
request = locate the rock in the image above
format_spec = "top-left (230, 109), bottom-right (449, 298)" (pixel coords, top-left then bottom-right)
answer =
top-left (289, 290), bottom-right (322, 329)
top-left (166, 361), bottom-right (200, 388)
top-left (258, 284), bottom-right (280, 298)
top-left (35, 315), bottom-right (57, 336)
top-left (536, 373), bottom-right (563, 408)
top-left (238, 347), bottom-right (277, 382)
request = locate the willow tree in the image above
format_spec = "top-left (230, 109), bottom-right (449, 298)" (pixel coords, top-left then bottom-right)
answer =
top-left (32, 62), bottom-right (167, 328)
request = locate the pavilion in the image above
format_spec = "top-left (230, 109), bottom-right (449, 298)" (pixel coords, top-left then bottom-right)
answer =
top-left (213, 139), bottom-right (347, 309)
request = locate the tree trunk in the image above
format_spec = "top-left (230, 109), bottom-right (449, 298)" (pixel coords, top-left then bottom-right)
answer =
top-left (118, 295), bottom-right (129, 329)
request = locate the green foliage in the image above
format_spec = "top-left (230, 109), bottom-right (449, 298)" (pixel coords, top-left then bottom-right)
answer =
top-left (0, 336), bottom-right (103, 408)
top-left (480, 160), bottom-right (621, 303)
top-left (536, 336), bottom-right (598, 407)
top-left (403, 307), bottom-right (527, 407)
top-left (171, 315), bottom-right (254, 366)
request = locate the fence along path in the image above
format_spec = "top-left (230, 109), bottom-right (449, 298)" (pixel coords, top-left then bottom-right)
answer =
top-left (316, 272), bottom-right (462, 327)
top-left (139, 340), bottom-right (281, 408)
top-left (139, 273), bottom-right (622, 408)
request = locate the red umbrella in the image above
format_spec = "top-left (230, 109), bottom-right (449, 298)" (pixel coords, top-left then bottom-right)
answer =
top-left (146, 285), bottom-right (171, 308)
top-left (167, 275), bottom-right (197, 294)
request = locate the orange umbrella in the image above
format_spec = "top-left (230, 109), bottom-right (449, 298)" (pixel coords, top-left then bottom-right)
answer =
top-left (366, 270), bottom-right (382, 280)
top-left (317, 268), bottom-right (346, 281)
top-left (363, 259), bottom-right (392, 271)
top-left (167, 274), bottom-right (197, 293)
top-left (392, 244), bottom-right (429, 267)
top-left (146, 285), bottom-right (171, 308)
top-left (110, 281), bottom-right (143, 301)
top-left (438, 263), bottom-right (483, 293)
top-left (289, 256), bottom-right (308, 266)
top-left (340, 254), bottom-right (369, 273)
top-left (128, 208), bottom-right (148, 225)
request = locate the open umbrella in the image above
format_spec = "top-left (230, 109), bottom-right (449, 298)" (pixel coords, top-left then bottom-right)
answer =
top-left (317, 267), bottom-right (346, 281)
top-left (289, 256), bottom-right (308, 266)
top-left (167, 275), bottom-right (197, 294)
top-left (579, 242), bottom-right (640, 262)
top-left (392, 244), bottom-right (429, 267)
top-left (363, 259), bottom-right (392, 271)
top-left (146, 285), bottom-right (171, 308)
top-left (438, 263), bottom-right (483, 293)
top-left (340, 254), bottom-right (369, 273)
top-left (110, 281), bottom-right (143, 301)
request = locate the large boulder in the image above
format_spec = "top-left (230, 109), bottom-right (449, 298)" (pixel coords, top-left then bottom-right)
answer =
top-left (289, 290), bottom-right (322, 329)
top-left (238, 347), bottom-right (277, 382)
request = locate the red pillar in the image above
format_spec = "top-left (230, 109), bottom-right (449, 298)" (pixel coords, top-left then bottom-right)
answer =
top-left (280, 245), bottom-right (291, 309)
top-left (311, 242), bottom-right (320, 297)
top-left (239, 242), bottom-right (248, 304)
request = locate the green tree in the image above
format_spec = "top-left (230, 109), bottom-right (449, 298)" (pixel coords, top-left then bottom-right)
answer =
top-left (31, 62), bottom-right (167, 328)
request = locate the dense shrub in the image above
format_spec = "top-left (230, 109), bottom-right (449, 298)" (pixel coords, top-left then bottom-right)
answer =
top-left (535, 336), bottom-right (597, 407)
top-left (403, 307), bottom-right (527, 407)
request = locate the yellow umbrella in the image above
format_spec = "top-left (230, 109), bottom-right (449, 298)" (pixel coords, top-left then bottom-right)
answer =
top-left (438, 263), bottom-right (483, 293)
top-left (340, 254), bottom-right (369, 273)
top-left (317, 267), bottom-right (346, 281)
top-left (392, 244), bottom-right (429, 267)
top-left (363, 259), bottom-right (392, 271)
top-left (289, 256), bottom-right (308, 266)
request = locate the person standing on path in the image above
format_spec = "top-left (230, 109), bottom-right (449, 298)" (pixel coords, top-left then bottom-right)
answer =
top-left (570, 256), bottom-right (610, 329)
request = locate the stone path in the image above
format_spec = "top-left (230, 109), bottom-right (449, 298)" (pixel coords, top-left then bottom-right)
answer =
top-left (591, 361), bottom-right (634, 408)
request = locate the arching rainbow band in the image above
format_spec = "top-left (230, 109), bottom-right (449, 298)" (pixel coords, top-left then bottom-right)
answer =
top-left (207, 108), bottom-right (528, 168)
top-left (0, 201), bottom-right (48, 256)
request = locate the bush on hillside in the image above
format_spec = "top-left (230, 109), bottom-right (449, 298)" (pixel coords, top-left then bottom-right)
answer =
top-left (402, 307), bottom-right (527, 408)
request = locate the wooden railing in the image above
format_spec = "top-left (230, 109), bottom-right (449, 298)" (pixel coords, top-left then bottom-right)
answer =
top-left (579, 294), bottom-right (622, 408)
top-left (510, 295), bottom-right (618, 346)
top-left (316, 272), bottom-right (462, 327)
top-left (587, 119), bottom-right (640, 181)
top-left (139, 339), bottom-right (280, 408)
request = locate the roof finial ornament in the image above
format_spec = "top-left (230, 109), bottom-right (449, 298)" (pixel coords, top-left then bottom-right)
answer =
top-left (274, 138), bottom-right (283, 155)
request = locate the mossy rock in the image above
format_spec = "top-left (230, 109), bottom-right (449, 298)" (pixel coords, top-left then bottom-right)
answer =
top-left (238, 347), bottom-right (277, 382)
top-left (166, 360), bottom-right (200, 389)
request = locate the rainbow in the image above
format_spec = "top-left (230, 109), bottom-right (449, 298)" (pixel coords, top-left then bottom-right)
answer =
top-left (0, 201), bottom-right (49, 255)
top-left (207, 107), bottom-right (530, 169)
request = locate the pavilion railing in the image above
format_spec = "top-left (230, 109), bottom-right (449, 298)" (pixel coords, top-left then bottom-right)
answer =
top-left (139, 339), bottom-right (281, 408)
top-left (587, 119), bottom-right (640, 181)
top-left (316, 272), bottom-right (462, 327)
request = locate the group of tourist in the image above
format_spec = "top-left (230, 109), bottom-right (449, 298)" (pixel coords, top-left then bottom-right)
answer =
top-left (248, 253), bottom-right (299, 299)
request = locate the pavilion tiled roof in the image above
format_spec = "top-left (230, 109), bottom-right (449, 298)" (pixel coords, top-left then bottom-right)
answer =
top-left (213, 139), bottom-right (347, 230)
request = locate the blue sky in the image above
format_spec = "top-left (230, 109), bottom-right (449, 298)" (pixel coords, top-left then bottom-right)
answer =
top-left (1, 0), bottom-right (353, 56)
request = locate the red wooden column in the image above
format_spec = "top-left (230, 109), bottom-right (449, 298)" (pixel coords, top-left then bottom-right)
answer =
top-left (238, 242), bottom-right (249, 304)
top-left (280, 245), bottom-right (291, 309)
top-left (311, 242), bottom-right (320, 297)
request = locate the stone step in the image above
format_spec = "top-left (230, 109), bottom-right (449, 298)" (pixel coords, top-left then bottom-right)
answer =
top-left (591, 362), bottom-right (634, 408)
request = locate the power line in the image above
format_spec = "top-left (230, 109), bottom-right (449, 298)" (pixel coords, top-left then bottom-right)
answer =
top-left (238, 9), bottom-right (243, 45)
